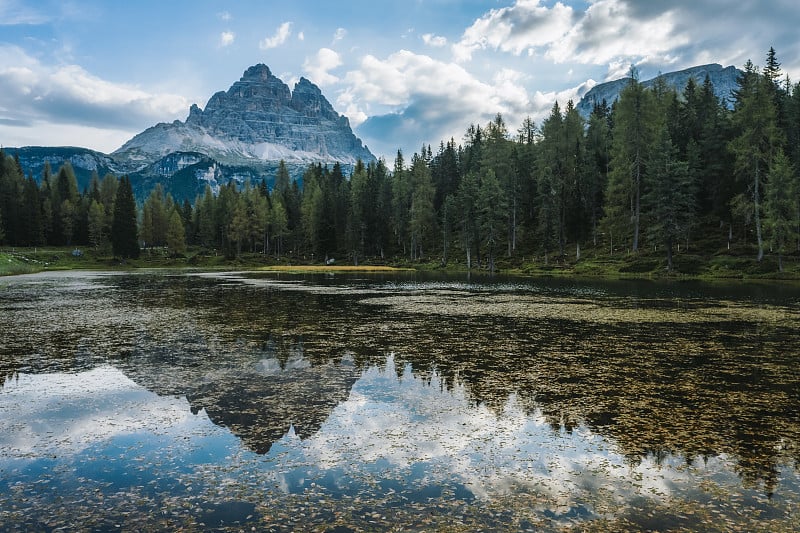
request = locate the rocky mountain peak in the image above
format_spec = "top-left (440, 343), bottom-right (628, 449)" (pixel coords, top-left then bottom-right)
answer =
top-left (290, 77), bottom-right (339, 121)
top-left (114, 64), bottom-right (374, 166)
top-left (241, 63), bottom-right (274, 82)
top-left (576, 63), bottom-right (742, 117)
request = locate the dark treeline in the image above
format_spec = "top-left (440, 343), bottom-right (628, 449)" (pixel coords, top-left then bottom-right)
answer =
top-left (1, 48), bottom-right (799, 270)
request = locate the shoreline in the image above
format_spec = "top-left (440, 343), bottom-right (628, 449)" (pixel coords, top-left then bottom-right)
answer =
top-left (2, 247), bottom-right (799, 282)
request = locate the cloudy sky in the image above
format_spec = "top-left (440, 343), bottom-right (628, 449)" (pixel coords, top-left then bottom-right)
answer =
top-left (1, 0), bottom-right (799, 160)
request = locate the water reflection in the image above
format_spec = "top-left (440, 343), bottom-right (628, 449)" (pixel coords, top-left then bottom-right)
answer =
top-left (1, 270), bottom-right (800, 531)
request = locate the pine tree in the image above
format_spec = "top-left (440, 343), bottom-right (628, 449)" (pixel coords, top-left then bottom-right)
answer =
top-left (228, 194), bottom-right (249, 256)
top-left (729, 59), bottom-right (783, 260)
top-left (196, 184), bottom-right (216, 248)
top-left (349, 159), bottom-right (371, 262)
top-left (585, 101), bottom-right (612, 246)
top-left (87, 199), bottom-right (105, 250)
top-left (165, 207), bottom-right (187, 256)
top-left (645, 125), bottom-right (695, 271)
top-left (477, 169), bottom-right (508, 272)
top-left (408, 152), bottom-right (436, 260)
top-left (602, 72), bottom-right (659, 253)
top-left (51, 163), bottom-right (80, 245)
top-left (390, 151), bottom-right (411, 256)
top-left (22, 176), bottom-right (43, 246)
top-left (763, 150), bottom-right (797, 271)
top-left (111, 176), bottom-right (139, 258)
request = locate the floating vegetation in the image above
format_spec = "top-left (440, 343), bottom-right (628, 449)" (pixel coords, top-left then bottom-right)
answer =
top-left (1, 271), bottom-right (799, 531)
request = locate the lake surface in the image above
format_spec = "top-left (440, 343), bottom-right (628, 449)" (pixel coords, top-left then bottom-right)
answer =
top-left (1, 270), bottom-right (799, 532)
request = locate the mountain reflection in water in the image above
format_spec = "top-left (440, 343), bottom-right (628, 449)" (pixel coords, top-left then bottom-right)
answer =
top-left (0, 270), bottom-right (799, 531)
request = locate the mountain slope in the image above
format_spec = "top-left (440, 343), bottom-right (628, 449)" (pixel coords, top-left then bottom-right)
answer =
top-left (576, 64), bottom-right (741, 117)
top-left (113, 64), bottom-right (374, 168)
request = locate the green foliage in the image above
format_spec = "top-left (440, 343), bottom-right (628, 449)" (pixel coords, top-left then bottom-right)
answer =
top-left (87, 200), bottom-right (105, 249)
top-left (166, 207), bottom-right (187, 256)
top-left (763, 150), bottom-right (798, 271)
top-left (111, 176), bottom-right (140, 258)
top-left (645, 125), bottom-right (696, 270)
top-left (602, 76), bottom-right (660, 253)
top-left (3, 47), bottom-right (799, 277)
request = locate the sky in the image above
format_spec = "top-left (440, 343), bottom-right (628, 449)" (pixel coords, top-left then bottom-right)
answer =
top-left (1, 0), bottom-right (799, 161)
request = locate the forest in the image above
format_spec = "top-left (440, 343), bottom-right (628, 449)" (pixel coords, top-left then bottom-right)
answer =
top-left (1, 48), bottom-right (799, 273)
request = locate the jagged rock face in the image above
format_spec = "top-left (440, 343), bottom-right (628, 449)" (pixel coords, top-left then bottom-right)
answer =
top-left (114, 64), bottom-right (374, 166)
top-left (576, 63), bottom-right (742, 117)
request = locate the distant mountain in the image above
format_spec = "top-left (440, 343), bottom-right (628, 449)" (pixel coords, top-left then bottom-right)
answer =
top-left (576, 63), bottom-right (742, 117)
top-left (9, 63), bottom-right (743, 201)
top-left (113, 64), bottom-right (374, 169)
top-left (9, 64), bottom-right (374, 201)
top-left (12, 146), bottom-right (119, 192)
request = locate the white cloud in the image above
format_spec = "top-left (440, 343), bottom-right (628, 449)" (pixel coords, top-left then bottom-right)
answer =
top-left (0, 366), bottom-right (198, 456)
top-left (0, 121), bottom-right (134, 152)
top-left (298, 31), bottom-right (305, 41)
top-left (422, 33), bottom-right (447, 48)
top-left (302, 48), bottom-right (342, 86)
top-left (0, 45), bottom-right (188, 150)
top-left (259, 21), bottom-right (293, 50)
top-left (453, 0), bottom-right (574, 62)
top-left (219, 31), bottom-right (235, 47)
top-left (342, 50), bottom-right (536, 158)
top-left (546, 0), bottom-right (689, 68)
top-left (332, 27), bottom-right (347, 44)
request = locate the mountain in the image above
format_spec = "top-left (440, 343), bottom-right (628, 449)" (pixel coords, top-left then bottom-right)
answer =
top-left (8, 64), bottom-right (374, 201)
top-left (576, 63), bottom-right (742, 117)
top-left (113, 64), bottom-right (374, 169)
top-left (12, 146), bottom-right (119, 192)
top-left (8, 63), bottom-right (743, 201)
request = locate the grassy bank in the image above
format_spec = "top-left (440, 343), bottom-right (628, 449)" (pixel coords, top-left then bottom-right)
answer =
top-left (0, 252), bottom-right (41, 276)
top-left (1, 245), bottom-right (798, 281)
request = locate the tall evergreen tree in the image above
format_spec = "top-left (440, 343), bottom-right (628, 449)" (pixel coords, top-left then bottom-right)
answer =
top-left (602, 70), bottom-right (659, 252)
top-left (729, 59), bottom-right (783, 260)
top-left (477, 169), bottom-right (508, 272)
top-left (763, 150), bottom-right (798, 271)
top-left (165, 207), bottom-right (187, 256)
top-left (584, 100), bottom-right (612, 245)
top-left (645, 125), bottom-right (695, 270)
top-left (111, 176), bottom-right (140, 258)
top-left (408, 152), bottom-right (436, 260)
top-left (87, 200), bottom-right (106, 250)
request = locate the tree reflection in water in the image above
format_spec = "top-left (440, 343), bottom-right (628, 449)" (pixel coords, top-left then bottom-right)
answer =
top-left (1, 270), bottom-right (799, 531)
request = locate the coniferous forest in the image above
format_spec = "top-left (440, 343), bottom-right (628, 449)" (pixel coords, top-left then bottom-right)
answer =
top-left (1, 48), bottom-right (799, 273)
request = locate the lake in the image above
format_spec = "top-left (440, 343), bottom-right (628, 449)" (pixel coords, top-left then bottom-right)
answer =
top-left (1, 270), bottom-right (799, 531)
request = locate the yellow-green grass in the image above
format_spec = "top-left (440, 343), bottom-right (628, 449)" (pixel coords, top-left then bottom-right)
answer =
top-left (256, 264), bottom-right (414, 273)
top-left (0, 252), bottom-right (41, 276)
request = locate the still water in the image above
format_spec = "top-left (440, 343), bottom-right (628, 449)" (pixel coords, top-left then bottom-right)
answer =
top-left (0, 270), bottom-right (798, 531)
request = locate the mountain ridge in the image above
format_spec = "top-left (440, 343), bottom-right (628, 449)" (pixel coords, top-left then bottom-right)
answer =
top-left (113, 64), bottom-right (375, 168)
top-left (576, 63), bottom-right (742, 117)
top-left (8, 62), bottom-right (744, 201)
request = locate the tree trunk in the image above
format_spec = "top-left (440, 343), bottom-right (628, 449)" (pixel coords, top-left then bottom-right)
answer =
top-left (633, 157), bottom-right (641, 252)
top-left (754, 162), bottom-right (764, 261)
top-left (666, 236), bottom-right (673, 272)
top-left (512, 197), bottom-right (517, 253)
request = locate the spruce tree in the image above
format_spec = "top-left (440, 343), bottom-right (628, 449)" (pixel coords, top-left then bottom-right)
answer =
top-left (111, 176), bottom-right (139, 258)
top-left (602, 72), bottom-right (659, 252)
top-left (729, 60), bottom-right (782, 261)
top-left (165, 207), bottom-right (187, 256)
top-left (646, 125), bottom-right (695, 271)
top-left (763, 150), bottom-right (797, 271)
